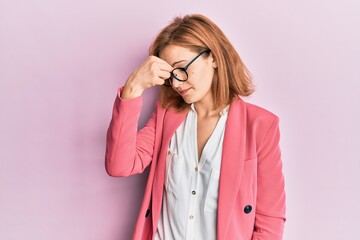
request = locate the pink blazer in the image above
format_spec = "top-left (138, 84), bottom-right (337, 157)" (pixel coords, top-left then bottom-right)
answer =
top-left (105, 87), bottom-right (286, 240)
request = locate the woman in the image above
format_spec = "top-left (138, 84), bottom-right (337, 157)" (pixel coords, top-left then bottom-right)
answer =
top-left (105, 14), bottom-right (286, 240)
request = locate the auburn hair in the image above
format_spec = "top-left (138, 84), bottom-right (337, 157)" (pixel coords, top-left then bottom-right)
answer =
top-left (148, 14), bottom-right (255, 112)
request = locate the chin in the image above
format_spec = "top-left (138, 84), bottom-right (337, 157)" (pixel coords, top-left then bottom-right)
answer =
top-left (182, 98), bottom-right (193, 104)
top-left (180, 95), bottom-right (192, 103)
top-left (182, 95), bottom-right (201, 105)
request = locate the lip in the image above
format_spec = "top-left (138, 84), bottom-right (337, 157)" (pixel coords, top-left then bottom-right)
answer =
top-left (179, 88), bottom-right (191, 95)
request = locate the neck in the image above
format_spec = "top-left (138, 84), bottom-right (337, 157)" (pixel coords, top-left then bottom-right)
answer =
top-left (193, 94), bottom-right (222, 118)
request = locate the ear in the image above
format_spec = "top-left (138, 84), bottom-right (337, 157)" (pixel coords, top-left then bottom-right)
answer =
top-left (210, 53), bottom-right (217, 69)
top-left (212, 60), bottom-right (217, 69)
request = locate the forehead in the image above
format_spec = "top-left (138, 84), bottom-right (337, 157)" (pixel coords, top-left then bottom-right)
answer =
top-left (159, 45), bottom-right (197, 62)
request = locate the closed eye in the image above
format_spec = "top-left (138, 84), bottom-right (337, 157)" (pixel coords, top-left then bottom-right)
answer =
top-left (171, 60), bottom-right (186, 67)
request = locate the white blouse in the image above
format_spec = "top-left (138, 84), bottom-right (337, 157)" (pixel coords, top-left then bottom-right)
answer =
top-left (155, 103), bottom-right (229, 240)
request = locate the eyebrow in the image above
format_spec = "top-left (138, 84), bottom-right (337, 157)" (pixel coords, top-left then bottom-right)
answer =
top-left (171, 60), bottom-right (186, 67)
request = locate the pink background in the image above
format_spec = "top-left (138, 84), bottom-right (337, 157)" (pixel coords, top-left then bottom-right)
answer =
top-left (1, 1), bottom-right (359, 239)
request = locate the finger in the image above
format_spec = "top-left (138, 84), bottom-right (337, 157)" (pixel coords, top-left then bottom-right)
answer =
top-left (158, 69), bottom-right (171, 80)
top-left (152, 57), bottom-right (173, 70)
top-left (152, 77), bottom-right (165, 86)
top-left (160, 66), bottom-right (173, 73)
top-left (157, 62), bottom-right (173, 73)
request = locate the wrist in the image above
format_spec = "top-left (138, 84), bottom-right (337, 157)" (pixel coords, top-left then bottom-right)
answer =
top-left (121, 82), bottom-right (144, 99)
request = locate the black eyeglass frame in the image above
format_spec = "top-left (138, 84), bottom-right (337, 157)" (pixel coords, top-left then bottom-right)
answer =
top-left (164, 49), bottom-right (211, 87)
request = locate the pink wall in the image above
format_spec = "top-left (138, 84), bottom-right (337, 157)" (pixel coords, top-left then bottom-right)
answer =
top-left (1, 1), bottom-right (359, 239)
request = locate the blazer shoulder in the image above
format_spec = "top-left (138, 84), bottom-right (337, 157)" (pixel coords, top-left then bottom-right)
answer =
top-left (238, 100), bottom-right (281, 148)
top-left (240, 99), bottom-right (279, 125)
top-left (243, 101), bottom-right (279, 119)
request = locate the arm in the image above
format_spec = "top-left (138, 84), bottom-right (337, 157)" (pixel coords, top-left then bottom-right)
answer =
top-left (252, 116), bottom-right (286, 239)
top-left (104, 54), bottom-right (172, 177)
top-left (105, 86), bottom-right (158, 177)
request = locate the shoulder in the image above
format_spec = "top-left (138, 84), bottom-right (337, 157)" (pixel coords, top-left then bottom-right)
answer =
top-left (234, 96), bottom-right (280, 131)
top-left (243, 100), bottom-right (279, 121)
top-left (232, 96), bottom-right (278, 118)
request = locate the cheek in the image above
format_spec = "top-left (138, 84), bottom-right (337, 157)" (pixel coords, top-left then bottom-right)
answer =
top-left (190, 69), bottom-right (214, 87)
top-left (201, 70), bottom-right (215, 88)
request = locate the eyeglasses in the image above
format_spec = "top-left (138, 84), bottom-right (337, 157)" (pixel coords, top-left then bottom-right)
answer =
top-left (163, 49), bottom-right (211, 87)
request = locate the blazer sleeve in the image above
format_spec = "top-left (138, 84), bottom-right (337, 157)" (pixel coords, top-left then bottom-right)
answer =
top-left (252, 116), bottom-right (287, 240)
top-left (105, 86), bottom-right (158, 177)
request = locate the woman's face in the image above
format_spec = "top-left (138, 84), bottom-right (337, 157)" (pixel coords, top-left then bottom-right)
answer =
top-left (159, 45), bottom-right (217, 105)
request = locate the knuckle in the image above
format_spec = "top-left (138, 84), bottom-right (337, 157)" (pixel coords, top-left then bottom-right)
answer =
top-left (151, 66), bottom-right (157, 73)
top-left (146, 56), bottom-right (155, 65)
top-left (149, 56), bottom-right (158, 63)
top-left (150, 72), bottom-right (157, 80)
top-left (149, 62), bottom-right (156, 71)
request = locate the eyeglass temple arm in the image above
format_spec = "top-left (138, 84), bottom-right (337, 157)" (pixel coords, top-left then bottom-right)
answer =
top-left (184, 49), bottom-right (210, 70)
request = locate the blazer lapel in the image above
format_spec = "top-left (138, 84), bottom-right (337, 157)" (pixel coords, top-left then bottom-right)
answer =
top-left (152, 107), bottom-right (189, 232)
top-left (151, 98), bottom-right (247, 238)
top-left (217, 97), bottom-right (247, 239)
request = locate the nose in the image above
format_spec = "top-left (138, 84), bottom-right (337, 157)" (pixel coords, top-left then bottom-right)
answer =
top-left (171, 78), bottom-right (185, 88)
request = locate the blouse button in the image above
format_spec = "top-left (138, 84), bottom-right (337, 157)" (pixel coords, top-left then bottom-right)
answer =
top-left (192, 190), bottom-right (196, 195)
top-left (195, 167), bottom-right (198, 171)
